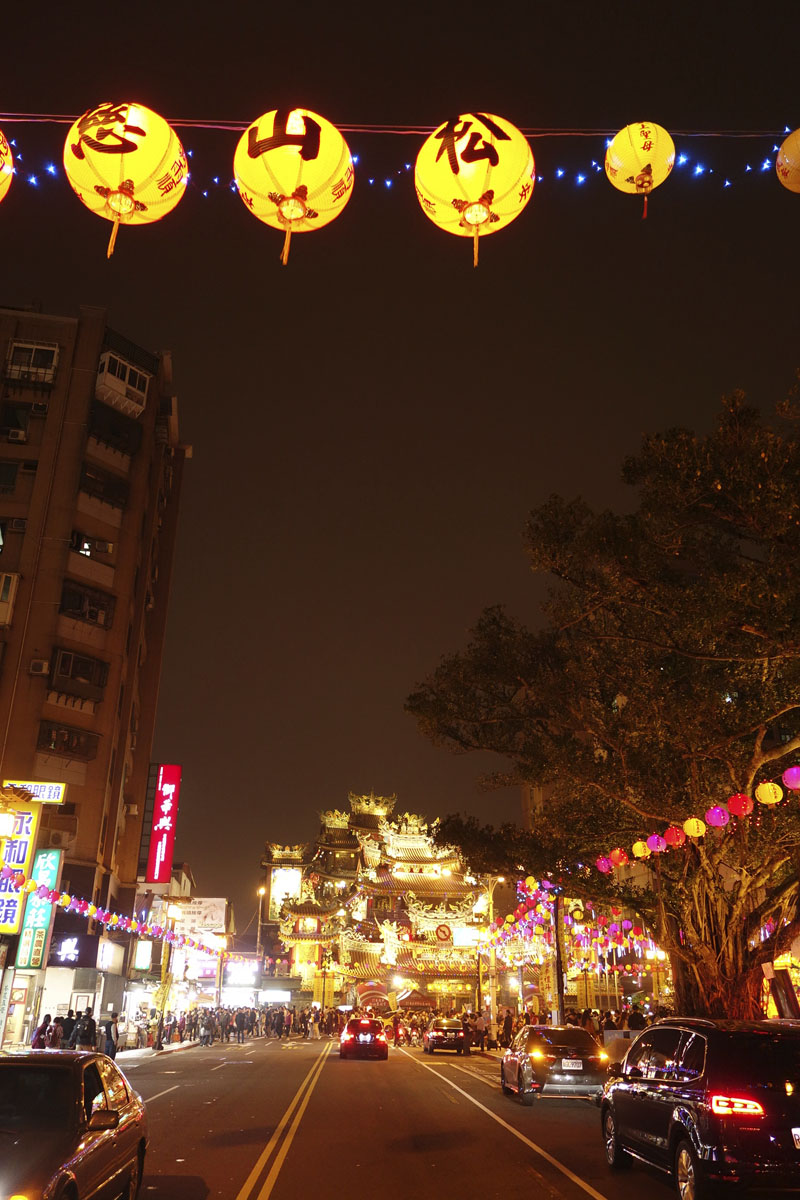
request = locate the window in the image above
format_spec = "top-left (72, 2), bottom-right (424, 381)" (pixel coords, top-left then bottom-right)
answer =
top-left (5, 341), bottom-right (59, 384)
top-left (88, 402), bottom-right (142, 456)
top-left (70, 530), bottom-right (114, 559)
top-left (0, 402), bottom-right (30, 433)
top-left (97, 1058), bottom-right (128, 1110)
top-left (82, 1063), bottom-right (106, 1122)
top-left (675, 1033), bottom-right (707, 1081)
top-left (99, 354), bottom-right (150, 396)
top-left (38, 721), bottom-right (100, 760)
top-left (0, 463), bottom-right (19, 494)
top-left (79, 464), bottom-right (129, 509)
top-left (624, 1032), bottom-right (653, 1076)
top-left (53, 649), bottom-right (109, 698)
top-left (644, 1027), bottom-right (683, 1080)
top-left (60, 582), bottom-right (116, 628)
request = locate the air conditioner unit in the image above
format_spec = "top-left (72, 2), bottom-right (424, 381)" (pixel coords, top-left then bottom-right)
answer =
top-left (48, 830), bottom-right (73, 849)
top-left (94, 541), bottom-right (113, 554)
top-left (29, 658), bottom-right (50, 675)
top-left (8, 518), bottom-right (27, 532)
top-left (7, 428), bottom-right (27, 443)
top-left (31, 402), bottom-right (48, 415)
top-left (124, 802), bottom-right (139, 817)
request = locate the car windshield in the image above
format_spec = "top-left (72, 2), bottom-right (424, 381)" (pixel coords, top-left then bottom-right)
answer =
top-left (721, 1032), bottom-right (800, 1085)
top-left (0, 1064), bottom-right (74, 1129)
top-left (532, 1028), bottom-right (599, 1051)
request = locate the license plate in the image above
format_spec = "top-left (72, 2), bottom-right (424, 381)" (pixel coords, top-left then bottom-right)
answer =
top-left (359, 1035), bottom-right (371, 1043)
top-left (562, 1058), bottom-right (583, 1070)
top-left (792, 1128), bottom-right (800, 1150)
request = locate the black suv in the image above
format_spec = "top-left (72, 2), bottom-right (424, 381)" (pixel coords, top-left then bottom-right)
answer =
top-left (601, 1018), bottom-right (800, 1198)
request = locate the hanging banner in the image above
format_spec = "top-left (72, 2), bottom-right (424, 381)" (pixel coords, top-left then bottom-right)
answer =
top-left (0, 801), bottom-right (42, 934)
top-left (16, 848), bottom-right (64, 969)
top-left (145, 764), bottom-right (182, 884)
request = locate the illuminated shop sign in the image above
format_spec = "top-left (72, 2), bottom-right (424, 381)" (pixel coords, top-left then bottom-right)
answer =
top-left (16, 848), bottom-right (63, 969)
top-left (0, 802), bottom-right (42, 935)
top-left (145, 764), bottom-right (182, 884)
top-left (3, 780), bottom-right (66, 805)
top-left (268, 867), bottom-right (302, 920)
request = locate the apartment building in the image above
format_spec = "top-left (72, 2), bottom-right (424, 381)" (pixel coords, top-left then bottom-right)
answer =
top-left (0, 303), bottom-right (188, 1037)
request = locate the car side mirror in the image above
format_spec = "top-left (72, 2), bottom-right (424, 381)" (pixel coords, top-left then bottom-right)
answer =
top-left (608, 1061), bottom-right (624, 1078)
top-left (88, 1109), bottom-right (120, 1131)
top-left (627, 1066), bottom-right (643, 1080)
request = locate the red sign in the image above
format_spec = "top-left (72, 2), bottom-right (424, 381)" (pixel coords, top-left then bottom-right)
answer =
top-left (435, 924), bottom-right (452, 942)
top-left (145, 764), bottom-right (182, 883)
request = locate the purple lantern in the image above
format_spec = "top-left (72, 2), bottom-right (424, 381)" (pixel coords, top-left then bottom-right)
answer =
top-left (782, 766), bottom-right (800, 791)
top-left (705, 805), bottom-right (730, 828)
top-left (646, 834), bottom-right (668, 853)
top-left (596, 856), bottom-right (612, 873)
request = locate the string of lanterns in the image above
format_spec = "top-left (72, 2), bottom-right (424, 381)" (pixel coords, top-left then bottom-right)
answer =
top-left (1, 105), bottom-right (800, 266)
top-left (594, 766), bottom-right (800, 875)
top-left (0, 863), bottom-right (252, 962)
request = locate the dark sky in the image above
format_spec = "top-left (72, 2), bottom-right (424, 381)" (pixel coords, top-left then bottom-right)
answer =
top-left (3, 1), bottom-right (800, 939)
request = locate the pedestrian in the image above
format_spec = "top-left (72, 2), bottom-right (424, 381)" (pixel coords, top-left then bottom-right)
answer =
top-left (104, 1013), bottom-right (119, 1059)
top-left (47, 1016), bottom-right (64, 1049)
top-left (474, 1011), bottom-right (486, 1051)
top-left (235, 1008), bottom-right (246, 1043)
top-left (70, 1007), bottom-right (97, 1051)
top-left (501, 1008), bottom-right (513, 1048)
top-left (461, 1011), bottom-right (473, 1056)
top-left (627, 1004), bottom-right (647, 1030)
top-left (311, 1006), bottom-right (321, 1040)
top-left (31, 1013), bottom-right (51, 1048)
top-left (61, 1009), bottom-right (76, 1044)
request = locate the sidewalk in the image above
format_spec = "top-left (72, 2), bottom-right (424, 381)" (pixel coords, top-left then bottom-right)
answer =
top-left (118, 1036), bottom-right (201, 1061)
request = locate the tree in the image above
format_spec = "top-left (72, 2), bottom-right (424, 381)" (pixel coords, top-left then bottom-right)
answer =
top-left (406, 393), bottom-right (800, 1017)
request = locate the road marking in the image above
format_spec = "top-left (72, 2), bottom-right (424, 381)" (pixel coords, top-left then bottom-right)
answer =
top-left (142, 1084), bottom-right (180, 1103)
top-left (402, 1050), bottom-right (611, 1200)
top-left (234, 1043), bottom-right (331, 1200)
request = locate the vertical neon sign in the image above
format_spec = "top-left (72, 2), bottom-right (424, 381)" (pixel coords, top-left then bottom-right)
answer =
top-left (145, 764), bottom-right (182, 883)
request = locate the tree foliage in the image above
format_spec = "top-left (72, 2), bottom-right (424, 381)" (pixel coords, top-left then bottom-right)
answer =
top-left (406, 393), bottom-right (800, 1017)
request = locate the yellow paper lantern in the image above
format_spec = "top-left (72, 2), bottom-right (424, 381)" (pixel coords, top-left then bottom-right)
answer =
top-left (776, 129), bottom-right (800, 193)
top-left (415, 112), bottom-right (534, 266)
top-left (755, 781), bottom-right (783, 806)
top-left (683, 817), bottom-right (706, 838)
top-left (632, 840), bottom-right (651, 859)
top-left (234, 108), bottom-right (354, 265)
top-left (605, 121), bottom-right (675, 217)
top-left (63, 101), bottom-right (188, 257)
top-left (0, 128), bottom-right (13, 206)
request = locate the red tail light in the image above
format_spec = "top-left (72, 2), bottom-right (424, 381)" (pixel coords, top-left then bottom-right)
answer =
top-left (341, 1032), bottom-right (355, 1042)
top-left (711, 1094), bottom-right (764, 1117)
top-left (377, 1031), bottom-right (387, 1042)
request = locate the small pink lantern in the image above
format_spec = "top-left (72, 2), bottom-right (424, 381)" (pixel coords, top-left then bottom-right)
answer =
top-left (727, 793), bottom-right (753, 817)
top-left (705, 805), bottom-right (730, 828)
top-left (646, 833), bottom-right (668, 853)
top-left (782, 766), bottom-right (800, 791)
top-left (596, 856), bottom-right (612, 873)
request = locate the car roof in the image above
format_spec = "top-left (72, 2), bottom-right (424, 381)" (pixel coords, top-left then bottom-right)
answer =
top-left (651, 1018), bottom-right (800, 1037)
top-left (0, 1050), bottom-right (97, 1064)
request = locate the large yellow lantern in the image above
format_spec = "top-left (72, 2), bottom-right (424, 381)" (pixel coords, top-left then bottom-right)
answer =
top-left (63, 102), bottom-right (188, 257)
top-left (755, 781), bottom-right (783, 806)
top-left (605, 121), bottom-right (675, 218)
top-left (234, 108), bottom-right (354, 265)
top-left (0, 128), bottom-right (13, 205)
top-left (776, 128), bottom-right (800, 193)
top-left (415, 112), bottom-right (534, 266)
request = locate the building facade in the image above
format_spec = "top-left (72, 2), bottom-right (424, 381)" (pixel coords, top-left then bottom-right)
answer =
top-left (0, 303), bottom-right (188, 1044)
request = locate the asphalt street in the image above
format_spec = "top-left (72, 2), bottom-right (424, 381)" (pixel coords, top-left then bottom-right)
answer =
top-left (117, 1035), bottom-right (688, 1200)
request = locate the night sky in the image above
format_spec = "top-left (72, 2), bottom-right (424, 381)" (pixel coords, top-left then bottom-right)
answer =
top-left (2, 2), bottom-right (799, 940)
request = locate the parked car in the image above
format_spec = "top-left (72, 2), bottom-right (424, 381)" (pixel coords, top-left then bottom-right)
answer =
top-left (423, 1017), bottom-right (465, 1054)
top-left (500, 1024), bottom-right (609, 1104)
top-left (0, 1049), bottom-right (147, 1199)
top-left (601, 1018), bottom-right (800, 1198)
top-left (339, 1017), bottom-right (389, 1059)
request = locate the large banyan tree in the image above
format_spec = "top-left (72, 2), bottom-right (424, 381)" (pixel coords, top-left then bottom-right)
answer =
top-left (406, 392), bottom-right (800, 1017)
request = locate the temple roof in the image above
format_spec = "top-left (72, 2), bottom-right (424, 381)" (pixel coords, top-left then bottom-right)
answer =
top-left (361, 868), bottom-right (475, 896)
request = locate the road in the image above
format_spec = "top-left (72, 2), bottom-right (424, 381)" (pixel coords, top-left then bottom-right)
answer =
top-left (119, 1036), bottom-right (682, 1200)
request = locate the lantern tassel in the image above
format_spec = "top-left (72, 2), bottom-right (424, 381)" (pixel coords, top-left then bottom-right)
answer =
top-left (280, 227), bottom-right (292, 266)
top-left (473, 227), bottom-right (479, 268)
top-left (642, 193), bottom-right (648, 221)
top-left (107, 218), bottom-right (121, 259)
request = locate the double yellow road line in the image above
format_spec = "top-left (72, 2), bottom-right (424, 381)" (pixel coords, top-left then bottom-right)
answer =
top-left (235, 1042), bottom-right (332, 1200)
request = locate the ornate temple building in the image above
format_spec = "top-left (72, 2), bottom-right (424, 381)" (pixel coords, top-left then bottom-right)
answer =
top-left (268, 793), bottom-right (482, 1011)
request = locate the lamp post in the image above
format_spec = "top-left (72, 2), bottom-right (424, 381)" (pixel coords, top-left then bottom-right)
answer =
top-left (155, 903), bottom-right (183, 1052)
top-left (482, 875), bottom-right (505, 1027)
top-left (256, 886), bottom-right (266, 957)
